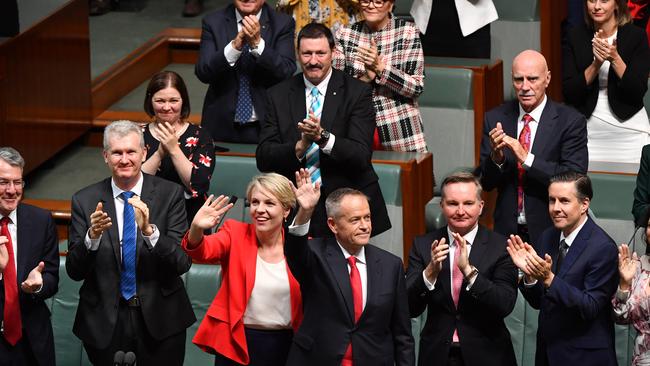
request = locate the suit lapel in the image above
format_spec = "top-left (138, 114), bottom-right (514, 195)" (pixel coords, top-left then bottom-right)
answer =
top-left (325, 239), bottom-right (355, 323)
top-left (467, 227), bottom-right (489, 275)
top-left (289, 76), bottom-right (307, 139)
top-left (359, 245), bottom-right (381, 323)
top-left (320, 70), bottom-right (344, 131)
top-left (138, 175), bottom-right (157, 266)
top-left (259, 5), bottom-right (271, 45)
top-left (101, 179), bottom-right (122, 271)
top-left (557, 217), bottom-right (593, 277)
top-left (438, 232), bottom-right (455, 311)
top-left (16, 204), bottom-right (30, 282)
top-left (225, 5), bottom-right (238, 44)
top-left (530, 100), bottom-right (558, 156)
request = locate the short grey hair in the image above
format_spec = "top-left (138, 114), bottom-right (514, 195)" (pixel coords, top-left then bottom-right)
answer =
top-left (0, 147), bottom-right (25, 169)
top-left (103, 120), bottom-right (145, 152)
top-left (325, 188), bottom-right (369, 219)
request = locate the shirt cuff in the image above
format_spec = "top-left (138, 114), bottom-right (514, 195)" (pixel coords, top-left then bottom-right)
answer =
top-left (320, 133), bottom-right (335, 155)
top-left (523, 277), bottom-right (538, 287)
top-left (34, 284), bottom-right (43, 294)
top-left (465, 273), bottom-right (477, 290)
top-left (250, 38), bottom-right (265, 57)
top-left (422, 270), bottom-right (436, 291)
top-left (142, 225), bottom-right (159, 249)
top-left (288, 219), bottom-right (310, 236)
top-left (523, 152), bottom-right (535, 169)
top-left (224, 41), bottom-right (242, 66)
top-left (85, 230), bottom-right (101, 251)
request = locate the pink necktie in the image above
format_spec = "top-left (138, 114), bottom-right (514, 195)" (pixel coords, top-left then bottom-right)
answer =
top-left (1, 217), bottom-right (22, 345)
top-left (517, 114), bottom-right (533, 214)
top-left (451, 242), bottom-right (463, 342)
top-left (342, 256), bottom-right (362, 366)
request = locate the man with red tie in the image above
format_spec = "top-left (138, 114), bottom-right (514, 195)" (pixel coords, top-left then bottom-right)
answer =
top-left (0, 147), bottom-right (59, 365)
top-left (284, 182), bottom-right (414, 366)
top-left (406, 172), bottom-right (518, 366)
top-left (477, 50), bottom-right (588, 246)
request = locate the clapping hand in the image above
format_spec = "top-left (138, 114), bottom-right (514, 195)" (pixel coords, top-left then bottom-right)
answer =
top-left (89, 202), bottom-right (112, 239)
top-left (128, 196), bottom-right (154, 236)
top-left (358, 38), bottom-right (384, 75)
top-left (507, 234), bottom-right (553, 286)
top-left (488, 122), bottom-right (506, 163)
top-left (154, 122), bottom-right (180, 158)
top-left (241, 15), bottom-right (261, 48)
top-left (426, 237), bottom-right (449, 281)
top-left (451, 232), bottom-right (472, 275)
top-left (618, 243), bottom-right (639, 291)
top-left (0, 236), bottom-right (8, 272)
top-left (21, 262), bottom-right (45, 294)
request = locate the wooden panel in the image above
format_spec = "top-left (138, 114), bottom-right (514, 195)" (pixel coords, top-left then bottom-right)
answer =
top-left (0, 0), bottom-right (92, 173)
top-left (540, 0), bottom-right (566, 102)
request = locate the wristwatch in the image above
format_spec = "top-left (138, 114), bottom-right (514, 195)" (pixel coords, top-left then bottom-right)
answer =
top-left (318, 129), bottom-right (331, 147)
top-left (464, 266), bottom-right (479, 280)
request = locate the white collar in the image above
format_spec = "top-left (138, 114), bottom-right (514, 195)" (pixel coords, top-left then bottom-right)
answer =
top-left (111, 173), bottom-right (144, 199)
top-left (303, 68), bottom-right (333, 96)
top-left (337, 241), bottom-right (367, 265)
top-left (559, 215), bottom-right (589, 247)
top-left (518, 94), bottom-right (548, 123)
top-left (446, 224), bottom-right (479, 247)
top-left (235, 7), bottom-right (263, 23)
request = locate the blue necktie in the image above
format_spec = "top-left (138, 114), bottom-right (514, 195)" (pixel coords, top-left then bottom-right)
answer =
top-left (306, 87), bottom-right (322, 185)
top-left (235, 44), bottom-right (253, 123)
top-left (120, 191), bottom-right (137, 300)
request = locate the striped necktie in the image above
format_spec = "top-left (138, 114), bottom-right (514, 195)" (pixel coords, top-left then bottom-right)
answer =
top-left (120, 191), bottom-right (137, 300)
top-left (306, 87), bottom-right (322, 185)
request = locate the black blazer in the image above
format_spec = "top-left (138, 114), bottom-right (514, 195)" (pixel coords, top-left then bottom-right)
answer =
top-left (0, 204), bottom-right (59, 366)
top-left (257, 69), bottom-right (391, 237)
top-left (477, 99), bottom-right (588, 245)
top-left (563, 23), bottom-right (650, 120)
top-left (195, 3), bottom-right (296, 143)
top-left (66, 174), bottom-right (195, 349)
top-left (520, 216), bottom-right (619, 366)
top-left (406, 225), bottom-right (517, 366)
top-left (284, 234), bottom-right (415, 366)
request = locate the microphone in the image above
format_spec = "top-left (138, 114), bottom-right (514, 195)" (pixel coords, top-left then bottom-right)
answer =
top-left (123, 352), bottom-right (136, 366)
top-left (113, 351), bottom-right (125, 366)
top-left (212, 195), bottom-right (238, 233)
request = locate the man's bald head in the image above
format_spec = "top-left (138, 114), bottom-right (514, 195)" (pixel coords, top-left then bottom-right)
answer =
top-left (512, 50), bottom-right (551, 113)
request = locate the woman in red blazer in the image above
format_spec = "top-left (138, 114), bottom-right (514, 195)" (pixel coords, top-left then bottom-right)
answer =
top-left (182, 172), bottom-right (319, 366)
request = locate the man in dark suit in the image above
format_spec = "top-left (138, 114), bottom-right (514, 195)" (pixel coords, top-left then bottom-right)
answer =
top-left (257, 23), bottom-right (390, 238)
top-left (67, 121), bottom-right (195, 366)
top-left (195, 0), bottom-right (296, 143)
top-left (508, 171), bottom-right (618, 366)
top-left (0, 147), bottom-right (59, 366)
top-left (285, 180), bottom-right (414, 366)
top-left (406, 171), bottom-right (518, 366)
top-left (477, 49), bottom-right (588, 246)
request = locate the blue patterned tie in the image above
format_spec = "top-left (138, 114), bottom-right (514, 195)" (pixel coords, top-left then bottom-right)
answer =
top-left (120, 191), bottom-right (137, 300)
top-left (235, 44), bottom-right (253, 123)
top-left (306, 87), bottom-right (322, 185)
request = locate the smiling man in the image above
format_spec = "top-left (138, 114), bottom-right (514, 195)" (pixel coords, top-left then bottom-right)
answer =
top-left (406, 172), bottom-right (518, 366)
top-left (257, 23), bottom-right (390, 238)
top-left (507, 171), bottom-right (618, 366)
top-left (67, 120), bottom-right (195, 365)
top-left (476, 49), bottom-right (588, 246)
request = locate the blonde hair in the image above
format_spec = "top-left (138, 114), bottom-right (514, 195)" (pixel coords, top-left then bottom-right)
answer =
top-left (246, 173), bottom-right (297, 210)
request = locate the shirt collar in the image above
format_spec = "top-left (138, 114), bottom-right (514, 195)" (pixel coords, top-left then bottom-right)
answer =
top-left (235, 8), bottom-right (263, 23)
top-left (337, 241), bottom-right (366, 265)
top-left (446, 224), bottom-right (479, 247)
top-left (111, 173), bottom-right (144, 200)
top-left (2, 209), bottom-right (17, 225)
top-left (518, 94), bottom-right (547, 123)
top-left (303, 68), bottom-right (333, 96)
top-left (559, 215), bottom-right (589, 247)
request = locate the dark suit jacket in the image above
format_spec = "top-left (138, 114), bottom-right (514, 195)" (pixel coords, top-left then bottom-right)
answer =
top-left (257, 70), bottom-right (391, 237)
top-left (563, 23), bottom-right (650, 120)
top-left (633, 144), bottom-right (650, 222)
top-left (195, 3), bottom-right (296, 143)
top-left (284, 234), bottom-right (414, 366)
top-left (477, 99), bottom-right (588, 245)
top-left (67, 174), bottom-right (195, 349)
top-left (406, 225), bottom-right (517, 366)
top-left (520, 216), bottom-right (619, 366)
top-left (0, 204), bottom-right (59, 366)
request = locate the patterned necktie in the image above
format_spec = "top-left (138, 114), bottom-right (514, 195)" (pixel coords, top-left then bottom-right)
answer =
top-left (556, 239), bottom-right (569, 273)
top-left (1, 217), bottom-right (21, 345)
top-left (517, 114), bottom-right (533, 215)
top-left (120, 191), bottom-right (137, 300)
top-left (235, 43), bottom-right (253, 124)
top-left (343, 256), bottom-right (363, 366)
top-left (451, 241), bottom-right (463, 342)
top-left (306, 87), bottom-right (322, 185)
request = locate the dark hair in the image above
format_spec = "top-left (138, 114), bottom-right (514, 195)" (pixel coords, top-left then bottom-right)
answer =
top-left (440, 171), bottom-right (483, 200)
top-left (143, 71), bottom-right (191, 119)
top-left (549, 171), bottom-right (593, 201)
top-left (583, 0), bottom-right (631, 30)
top-left (325, 188), bottom-right (369, 219)
top-left (297, 23), bottom-right (335, 50)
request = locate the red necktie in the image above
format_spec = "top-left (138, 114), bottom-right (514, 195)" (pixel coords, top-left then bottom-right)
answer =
top-left (342, 256), bottom-right (363, 366)
top-left (451, 242), bottom-right (463, 342)
top-left (517, 114), bottom-right (533, 215)
top-left (1, 217), bottom-right (22, 345)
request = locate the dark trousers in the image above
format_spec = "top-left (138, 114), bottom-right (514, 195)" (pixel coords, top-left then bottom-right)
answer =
top-left (0, 337), bottom-right (41, 366)
top-left (84, 301), bottom-right (186, 366)
top-left (214, 328), bottom-right (293, 366)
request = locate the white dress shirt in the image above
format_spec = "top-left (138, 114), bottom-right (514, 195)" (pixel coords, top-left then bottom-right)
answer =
top-left (303, 69), bottom-right (336, 154)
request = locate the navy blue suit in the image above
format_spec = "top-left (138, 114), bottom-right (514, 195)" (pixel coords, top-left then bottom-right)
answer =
top-left (195, 3), bottom-right (296, 143)
top-left (477, 99), bottom-right (588, 245)
top-left (520, 216), bottom-right (619, 366)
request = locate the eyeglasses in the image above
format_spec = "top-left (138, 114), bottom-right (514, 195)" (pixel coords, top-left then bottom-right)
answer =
top-left (0, 179), bottom-right (24, 189)
top-left (360, 0), bottom-right (387, 7)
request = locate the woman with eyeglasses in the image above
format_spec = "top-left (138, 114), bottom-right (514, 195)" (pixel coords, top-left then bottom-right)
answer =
top-left (276, 0), bottom-right (361, 37)
top-left (333, 0), bottom-right (427, 152)
top-left (141, 71), bottom-right (215, 223)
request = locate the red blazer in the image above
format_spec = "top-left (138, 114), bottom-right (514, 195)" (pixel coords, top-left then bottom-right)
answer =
top-left (182, 220), bottom-right (303, 364)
